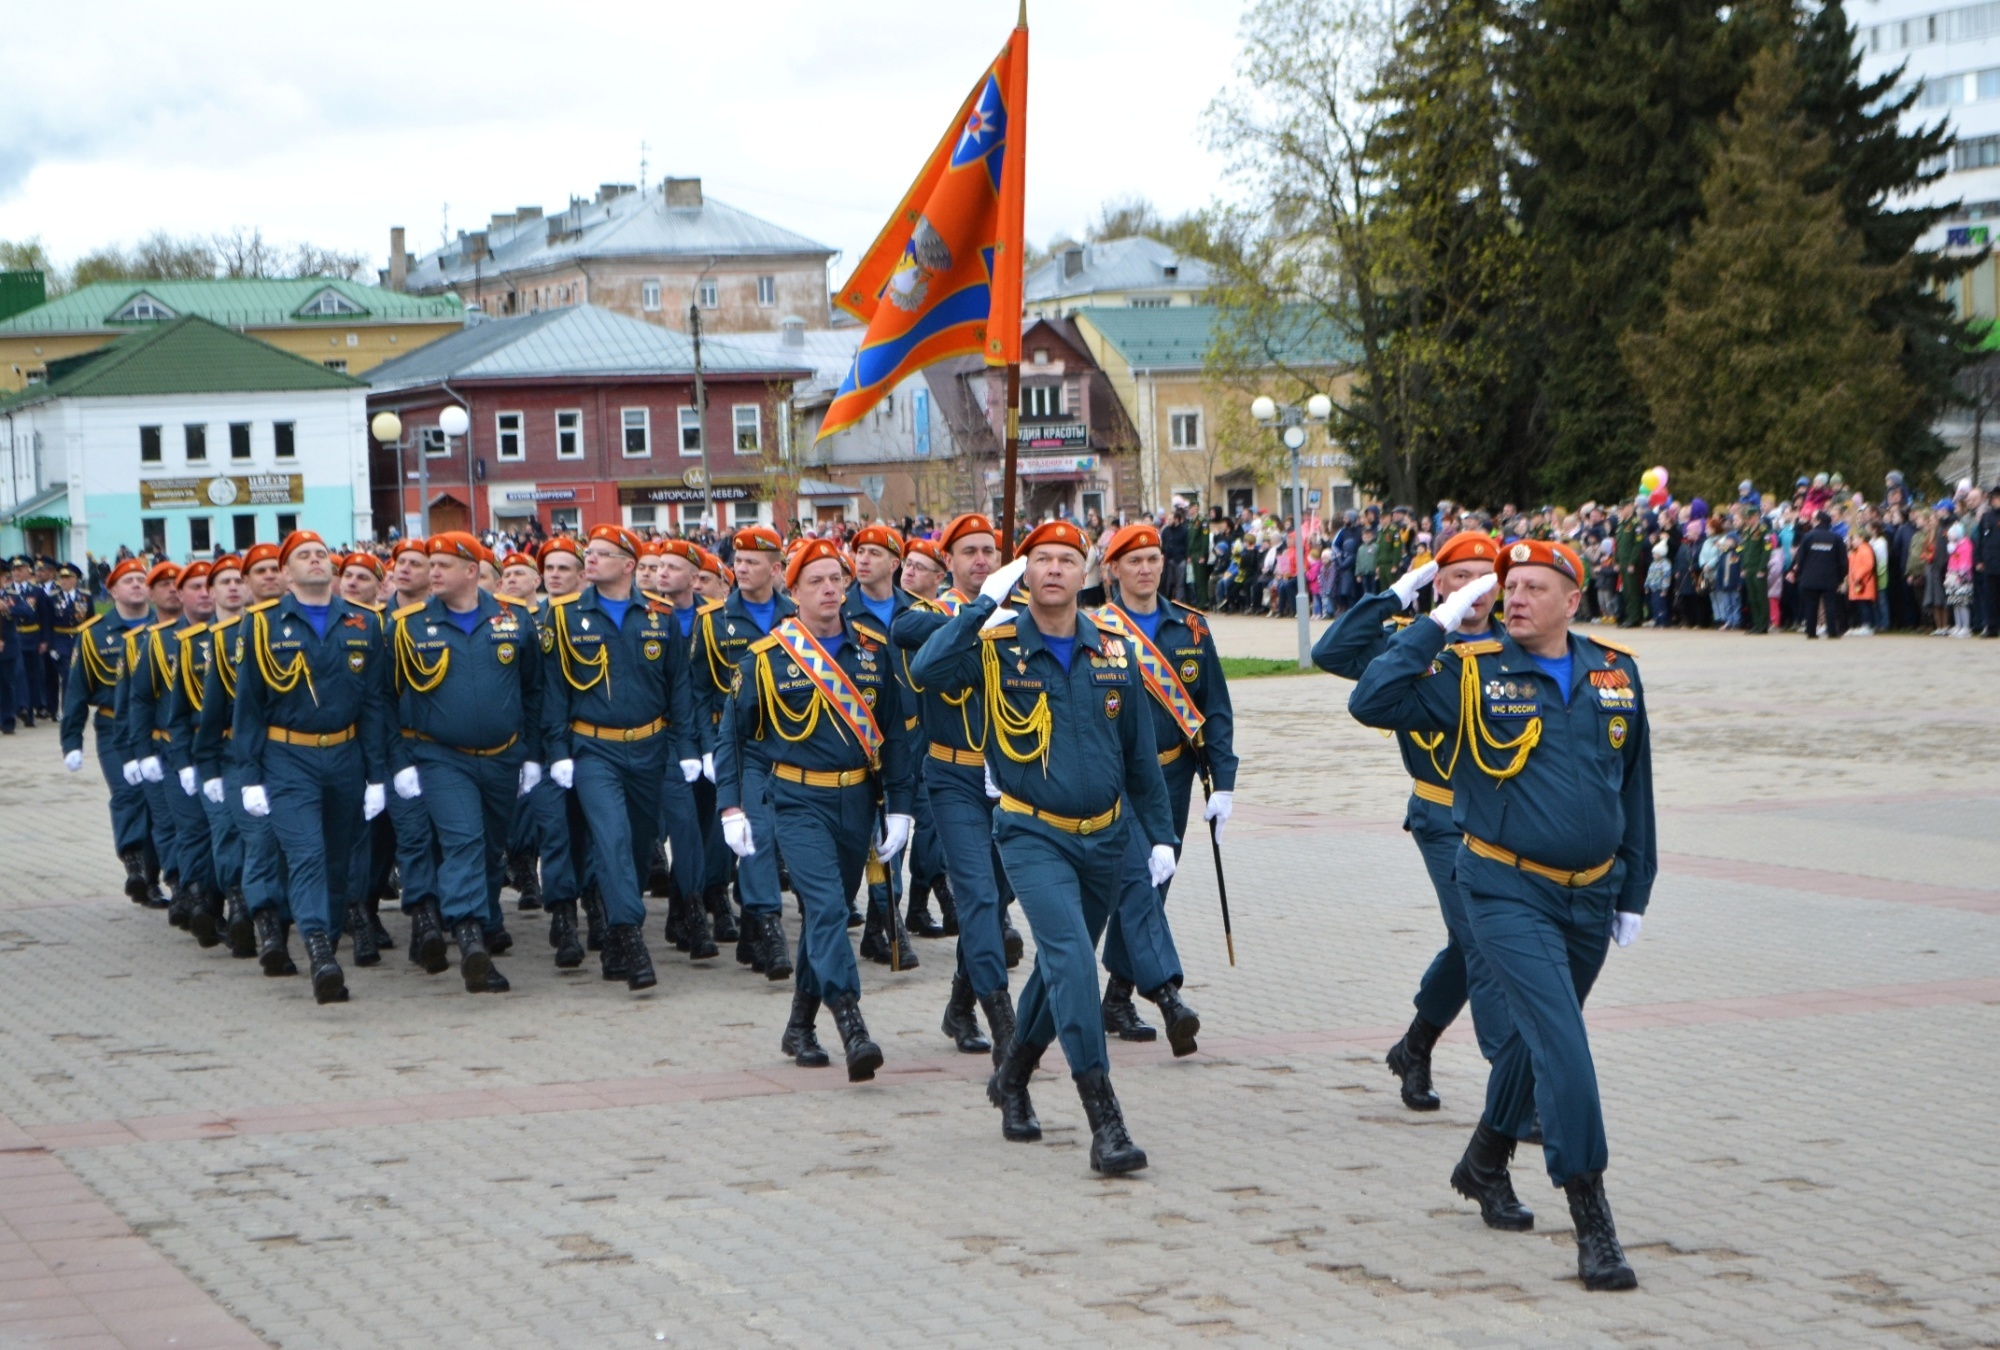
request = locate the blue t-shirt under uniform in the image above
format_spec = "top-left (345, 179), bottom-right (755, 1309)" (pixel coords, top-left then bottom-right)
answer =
top-left (860, 592), bottom-right (896, 633)
top-left (297, 602), bottom-right (330, 640)
top-left (1126, 605), bottom-right (1166, 644)
top-left (1531, 651), bottom-right (1573, 704)
top-left (1042, 632), bottom-right (1076, 673)
top-left (444, 606), bottom-right (481, 636)
top-left (597, 595), bottom-right (631, 631)
top-left (743, 596), bottom-right (778, 634)
top-left (674, 604), bottom-right (696, 638)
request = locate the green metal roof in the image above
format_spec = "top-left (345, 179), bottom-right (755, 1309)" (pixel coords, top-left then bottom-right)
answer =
top-left (0, 315), bottom-right (364, 410)
top-left (0, 277), bottom-right (463, 334)
top-left (1076, 304), bottom-right (1354, 370)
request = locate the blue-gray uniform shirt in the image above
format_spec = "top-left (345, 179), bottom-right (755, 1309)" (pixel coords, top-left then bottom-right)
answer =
top-left (538, 585), bottom-right (697, 763)
top-left (192, 615), bottom-right (244, 782)
top-left (391, 592), bottom-right (543, 764)
top-left (59, 609), bottom-right (152, 756)
top-left (690, 590), bottom-right (798, 756)
top-left (892, 591), bottom-right (989, 757)
top-left (1104, 598), bottom-right (1237, 792)
top-left (114, 615), bottom-right (192, 764)
top-left (160, 619), bottom-right (222, 774)
top-left (229, 594), bottom-right (393, 786)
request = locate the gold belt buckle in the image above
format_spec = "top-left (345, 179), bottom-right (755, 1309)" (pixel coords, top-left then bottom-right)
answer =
top-left (317, 733), bottom-right (334, 748)
top-left (621, 727), bottom-right (638, 742)
top-left (1077, 814), bottom-right (1098, 836)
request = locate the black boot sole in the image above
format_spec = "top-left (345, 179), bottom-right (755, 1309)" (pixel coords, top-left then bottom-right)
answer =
top-left (1162, 1008), bottom-right (1201, 1059)
top-left (1089, 1146), bottom-right (1149, 1176)
top-left (417, 932), bottom-right (449, 975)
top-left (190, 910), bottom-right (220, 948)
top-left (460, 950), bottom-right (493, 993)
top-left (312, 968), bottom-right (348, 1004)
top-left (1386, 1040), bottom-right (1441, 1110)
top-left (845, 1043), bottom-right (883, 1082)
top-left (1451, 1162), bottom-right (1534, 1231)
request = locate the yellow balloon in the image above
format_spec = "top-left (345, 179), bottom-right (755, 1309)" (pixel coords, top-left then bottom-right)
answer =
top-left (1640, 470), bottom-right (1661, 492)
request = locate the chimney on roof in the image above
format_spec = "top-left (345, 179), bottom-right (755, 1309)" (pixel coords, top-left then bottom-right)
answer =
top-left (388, 226), bottom-right (407, 292)
top-left (465, 231), bottom-right (489, 264)
top-left (490, 212), bottom-right (516, 233)
top-left (780, 315), bottom-right (806, 348)
top-left (515, 205), bottom-right (543, 221)
top-left (596, 183), bottom-right (635, 204)
top-left (664, 177), bottom-right (703, 209)
top-left (1061, 246), bottom-right (1085, 280)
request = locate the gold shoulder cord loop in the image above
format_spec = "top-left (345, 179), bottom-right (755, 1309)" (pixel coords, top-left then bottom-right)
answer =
top-left (215, 634), bottom-right (239, 700)
top-left (1408, 727), bottom-right (1461, 782)
top-left (80, 628), bottom-right (120, 690)
top-left (1458, 656), bottom-right (1538, 780)
top-left (981, 640), bottom-right (1050, 770)
top-left (753, 649), bottom-right (823, 744)
top-left (179, 633), bottom-right (206, 714)
top-left (700, 611), bottom-right (734, 691)
top-left (554, 608), bottom-right (609, 693)
top-left (252, 610), bottom-right (318, 704)
top-left (395, 614), bottom-right (449, 695)
top-left (147, 628), bottom-right (174, 697)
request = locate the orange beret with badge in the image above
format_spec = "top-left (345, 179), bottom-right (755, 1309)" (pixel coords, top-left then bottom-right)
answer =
top-left (785, 537), bottom-right (852, 591)
top-left (732, 524), bottom-right (784, 554)
top-left (176, 560), bottom-right (212, 587)
top-left (277, 530), bottom-right (325, 567)
top-left (499, 552), bottom-right (538, 575)
top-left (210, 552), bottom-right (244, 578)
top-left (427, 532), bottom-right (482, 561)
top-left (696, 547), bottom-right (724, 577)
top-left (657, 539), bottom-right (701, 565)
top-left (344, 552), bottom-right (385, 579)
top-left (939, 513), bottom-right (997, 552)
top-left (392, 535), bottom-right (429, 562)
top-left (1019, 519), bottom-right (1091, 558)
top-left (904, 537), bottom-right (944, 568)
top-left (850, 523), bottom-right (904, 558)
top-left (1434, 531), bottom-right (1500, 569)
top-left (1495, 538), bottom-right (1583, 586)
top-left (145, 560), bottom-right (182, 588)
top-left (107, 558), bottom-right (148, 587)
top-left (1101, 522), bottom-right (1162, 565)
top-left (242, 543), bottom-right (281, 571)
top-left (588, 523), bottom-right (641, 558)
top-left (536, 535), bottom-right (581, 566)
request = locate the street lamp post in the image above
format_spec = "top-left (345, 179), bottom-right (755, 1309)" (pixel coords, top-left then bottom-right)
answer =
top-left (372, 404), bottom-right (468, 539)
top-left (1251, 392), bottom-right (1333, 669)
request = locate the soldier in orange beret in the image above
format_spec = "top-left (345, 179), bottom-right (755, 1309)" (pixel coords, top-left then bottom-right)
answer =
top-left (59, 557), bottom-right (164, 905)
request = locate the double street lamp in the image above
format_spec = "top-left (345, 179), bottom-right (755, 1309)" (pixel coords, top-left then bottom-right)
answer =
top-left (372, 404), bottom-right (470, 538)
top-left (1251, 392), bottom-right (1333, 669)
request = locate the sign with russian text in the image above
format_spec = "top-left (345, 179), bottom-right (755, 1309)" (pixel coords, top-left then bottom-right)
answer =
top-left (138, 474), bottom-right (304, 509)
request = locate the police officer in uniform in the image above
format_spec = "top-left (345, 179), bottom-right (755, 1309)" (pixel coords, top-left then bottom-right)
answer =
top-left (718, 538), bottom-right (914, 1078)
top-left (47, 562), bottom-right (91, 720)
top-left (1350, 539), bottom-right (1653, 1291)
top-left (61, 558), bottom-right (161, 901)
top-left (911, 521), bottom-right (1177, 1176)
top-left (231, 531), bottom-right (393, 1005)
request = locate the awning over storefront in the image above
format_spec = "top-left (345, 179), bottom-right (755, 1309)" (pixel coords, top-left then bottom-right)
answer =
top-left (1, 481), bottom-right (70, 525)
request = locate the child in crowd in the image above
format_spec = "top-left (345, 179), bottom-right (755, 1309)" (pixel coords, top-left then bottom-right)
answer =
top-left (1847, 526), bottom-right (1878, 636)
top-left (1712, 533), bottom-right (1743, 629)
top-left (1946, 522), bottom-right (1974, 637)
top-left (1595, 536), bottom-right (1619, 622)
top-left (1646, 540), bottom-right (1672, 627)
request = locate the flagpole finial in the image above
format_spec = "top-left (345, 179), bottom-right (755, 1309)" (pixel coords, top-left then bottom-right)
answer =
top-left (1018, 0), bottom-right (1027, 27)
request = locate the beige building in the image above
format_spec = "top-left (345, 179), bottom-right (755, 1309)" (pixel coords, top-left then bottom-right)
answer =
top-left (393, 178), bottom-right (835, 335)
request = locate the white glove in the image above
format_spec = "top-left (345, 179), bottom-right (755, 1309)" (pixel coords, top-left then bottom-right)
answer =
top-left (178, 766), bottom-right (197, 796)
top-left (203, 777), bottom-right (225, 804)
top-left (393, 765), bottom-right (422, 799)
top-left (878, 813), bottom-right (913, 860)
top-left (64, 750), bottom-right (83, 772)
top-left (701, 752), bottom-right (716, 783)
top-left (121, 760), bottom-right (143, 786)
top-left (1429, 573), bottom-right (1499, 634)
top-left (983, 764), bottom-right (1002, 800)
top-left (242, 784), bottom-right (271, 817)
top-left (1390, 560), bottom-right (1438, 609)
top-left (978, 557), bottom-right (1028, 605)
top-left (980, 605), bottom-right (1016, 633)
top-left (722, 810), bottom-right (756, 858)
top-left (1612, 912), bottom-right (1642, 948)
top-left (680, 758), bottom-right (702, 783)
top-left (1204, 789), bottom-right (1233, 843)
top-left (519, 761), bottom-right (543, 796)
top-left (550, 758), bottom-right (574, 790)
top-left (363, 784), bottom-right (385, 821)
top-left (1148, 843), bottom-right (1178, 888)
top-left (139, 756), bottom-right (164, 783)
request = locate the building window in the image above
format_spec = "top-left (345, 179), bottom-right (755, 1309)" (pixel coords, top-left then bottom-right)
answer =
top-left (112, 294), bottom-right (175, 322)
top-left (757, 275), bottom-right (776, 306)
top-left (622, 408), bottom-right (651, 457)
top-left (697, 279), bottom-right (718, 309)
top-left (140, 425), bottom-right (162, 464)
top-left (1169, 410), bottom-right (1202, 449)
top-left (142, 517), bottom-right (166, 554)
top-left (183, 424), bottom-right (207, 463)
top-left (678, 406), bottom-right (703, 455)
top-left (1128, 297), bottom-right (1171, 308)
top-left (496, 411), bottom-right (523, 460)
top-left (732, 501), bottom-right (760, 525)
top-left (189, 517), bottom-right (212, 553)
top-left (295, 287), bottom-right (365, 317)
top-left (229, 422), bottom-right (251, 460)
top-left (422, 426), bottom-right (448, 457)
top-left (642, 280), bottom-right (662, 312)
top-left (1022, 384), bottom-right (1060, 418)
top-left (232, 514), bottom-right (257, 550)
top-left (322, 359), bottom-right (348, 373)
top-left (733, 404), bottom-right (762, 454)
top-left (276, 512), bottom-right (298, 537)
top-left (629, 505), bottom-right (658, 529)
top-left (555, 409), bottom-right (583, 459)
top-left (550, 507), bottom-right (580, 533)
top-left (274, 422), bottom-right (296, 459)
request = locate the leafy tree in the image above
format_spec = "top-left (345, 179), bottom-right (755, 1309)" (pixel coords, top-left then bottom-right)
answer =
top-left (1622, 42), bottom-right (1913, 500)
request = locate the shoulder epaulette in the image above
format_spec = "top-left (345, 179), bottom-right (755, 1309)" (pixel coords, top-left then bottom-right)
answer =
top-left (1390, 614), bottom-right (1415, 627)
top-left (1171, 599), bottom-right (1210, 616)
top-left (749, 634), bottom-right (780, 654)
top-left (494, 593), bottom-right (529, 608)
top-left (77, 612), bottom-right (103, 631)
top-left (851, 620), bottom-right (887, 645)
top-left (212, 614), bottom-right (241, 632)
top-left (149, 617), bottom-right (176, 632)
top-left (178, 622), bottom-right (209, 639)
top-left (549, 593), bottom-right (577, 607)
top-left (979, 624), bottom-right (1017, 641)
top-left (1449, 639), bottom-right (1503, 657)
top-left (245, 598), bottom-right (279, 614)
top-left (639, 589), bottom-right (670, 607)
top-left (697, 599), bottom-right (725, 615)
top-left (392, 601), bottom-right (426, 620)
top-left (910, 596), bottom-right (945, 614)
top-left (352, 599), bottom-right (384, 614)
top-left (1586, 633), bottom-right (1637, 658)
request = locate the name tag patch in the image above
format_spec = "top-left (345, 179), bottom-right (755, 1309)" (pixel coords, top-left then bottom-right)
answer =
top-left (1483, 679), bottom-right (1538, 718)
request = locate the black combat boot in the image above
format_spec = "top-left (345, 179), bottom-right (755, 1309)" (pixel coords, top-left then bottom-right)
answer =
top-left (1146, 982), bottom-right (1201, 1058)
top-left (735, 902), bottom-right (762, 968)
top-left (366, 895), bottom-right (394, 950)
top-left (509, 851), bottom-right (543, 911)
top-left (935, 874), bottom-right (959, 936)
top-left (613, 924), bottom-right (658, 991)
top-left (940, 969), bottom-right (991, 1055)
top-left (411, 900), bottom-right (450, 974)
top-left (1101, 975), bottom-right (1156, 1042)
top-left (905, 877), bottom-right (943, 938)
top-left (302, 930), bottom-right (347, 1005)
top-left (224, 886), bottom-right (255, 957)
top-left (858, 897), bottom-right (889, 963)
top-left (1564, 1172), bottom-right (1638, 1290)
top-left (188, 884), bottom-right (221, 948)
top-left (986, 1038), bottom-right (1043, 1141)
top-left (664, 889), bottom-right (690, 952)
top-left (681, 892), bottom-right (718, 961)
top-left (781, 988), bottom-right (830, 1068)
top-left (1075, 1069), bottom-right (1147, 1175)
top-left (1387, 1014), bottom-right (1446, 1111)
top-left (581, 884), bottom-right (607, 953)
top-left (1450, 1122), bottom-right (1534, 1231)
top-left (346, 902), bottom-right (380, 967)
top-left (977, 988), bottom-right (1017, 1070)
top-left (167, 878), bottom-right (194, 930)
top-left (600, 923), bottom-right (632, 981)
top-left (485, 924), bottom-right (513, 957)
top-left (706, 885), bottom-right (738, 943)
top-left (451, 919), bottom-right (492, 993)
top-left (888, 914), bottom-right (918, 971)
top-left (647, 841), bottom-right (673, 898)
top-left (482, 964), bottom-right (511, 993)
top-left (547, 898), bottom-right (585, 969)
top-left (757, 911), bottom-right (793, 982)
top-left (255, 909), bottom-right (293, 977)
top-left (276, 919), bottom-right (298, 974)
top-left (825, 993), bottom-right (882, 1082)
top-left (381, 865), bottom-right (401, 900)
top-left (1001, 902), bottom-right (1023, 968)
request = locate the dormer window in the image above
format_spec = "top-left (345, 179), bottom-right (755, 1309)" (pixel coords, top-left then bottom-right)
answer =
top-left (110, 293), bottom-right (175, 323)
top-left (295, 287), bottom-right (367, 318)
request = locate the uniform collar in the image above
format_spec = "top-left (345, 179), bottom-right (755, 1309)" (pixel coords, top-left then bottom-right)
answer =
top-left (1013, 607), bottom-right (1105, 660)
top-left (725, 589), bottom-right (795, 622)
top-left (843, 585), bottom-right (906, 621)
top-left (1490, 629), bottom-right (1599, 694)
top-left (275, 592), bottom-right (347, 620)
top-left (424, 589), bottom-right (502, 629)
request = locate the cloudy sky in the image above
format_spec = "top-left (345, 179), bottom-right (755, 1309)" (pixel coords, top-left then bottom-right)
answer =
top-left (0, 0), bottom-right (1248, 281)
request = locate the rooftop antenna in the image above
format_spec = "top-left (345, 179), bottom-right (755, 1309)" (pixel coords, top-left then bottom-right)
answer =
top-left (440, 202), bottom-right (450, 248)
top-left (639, 140), bottom-right (650, 194)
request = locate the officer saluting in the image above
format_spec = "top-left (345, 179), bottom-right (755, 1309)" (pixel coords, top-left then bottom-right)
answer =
top-left (717, 537), bottom-right (914, 1079)
top-left (1350, 538), bottom-right (1654, 1292)
top-left (912, 520), bottom-right (1177, 1177)
top-left (231, 531), bottom-right (393, 1005)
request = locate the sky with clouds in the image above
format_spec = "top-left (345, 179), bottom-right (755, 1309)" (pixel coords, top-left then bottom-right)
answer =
top-left (0, 0), bottom-right (1248, 282)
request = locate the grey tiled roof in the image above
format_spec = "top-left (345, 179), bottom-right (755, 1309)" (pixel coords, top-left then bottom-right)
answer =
top-left (1023, 236), bottom-right (1213, 304)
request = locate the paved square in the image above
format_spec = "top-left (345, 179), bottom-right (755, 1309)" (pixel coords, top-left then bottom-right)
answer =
top-left (1, 619), bottom-right (1996, 1347)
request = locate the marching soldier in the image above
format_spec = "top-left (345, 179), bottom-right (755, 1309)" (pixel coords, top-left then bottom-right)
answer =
top-left (170, 554), bottom-right (247, 950)
top-left (1350, 539), bottom-right (1653, 1291)
top-left (539, 524), bottom-right (699, 991)
top-left (910, 521), bottom-right (1177, 1177)
top-left (651, 538), bottom-right (721, 960)
top-left (691, 547), bottom-right (739, 946)
top-left (690, 526), bottom-right (796, 978)
top-left (894, 537), bottom-right (957, 938)
top-left (526, 537), bottom-right (587, 968)
top-left (231, 531), bottom-right (393, 1005)
top-left (60, 557), bottom-right (162, 904)
top-left (117, 562), bottom-right (187, 915)
top-left (846, 523), bottom-right (924, 967)
top-left (47, 562), bottom-right (91, 721)
top-left (717, 537), bottom-right (914, 1079)
top-left (0, 563), bottom-right (19, 733)
top-left (377, 537), bottom-right (447, 970)
top-left (6, 555), bottom-right (51, 726)
top-left (388, 533), bottom-right (542, 994)
top-left (1091, 521), bottom-right (1236, 1057)
top-left (496, 550), bottom-right (548, 916)
top-left (147, 562), bottom-right (219, 936)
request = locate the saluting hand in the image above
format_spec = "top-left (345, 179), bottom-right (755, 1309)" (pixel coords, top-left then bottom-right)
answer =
top-left (1429, 573), bottom-right (1498, 634)
top-left (979, 557), bottom-right (1029, 606)
top-left (1389, 560), bottom-right (1438, 609)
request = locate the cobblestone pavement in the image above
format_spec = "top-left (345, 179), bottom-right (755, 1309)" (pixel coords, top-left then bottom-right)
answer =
top-left (1, 621), bottom-right (1996, 1348)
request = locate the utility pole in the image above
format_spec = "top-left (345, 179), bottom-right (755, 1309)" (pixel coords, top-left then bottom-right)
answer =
top-left (690, 302), bottom-right (714, 532)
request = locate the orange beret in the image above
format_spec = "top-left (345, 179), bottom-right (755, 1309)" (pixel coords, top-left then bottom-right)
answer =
top-left (1020, 519), bottom-right (1091, 558)
top-left (903, 537), bottom-right (944, 568)
top-left (427, 531), bottom-right (483, 561)
top-left (277, 530), bottom-right (325, 567)
top-left (696, 547), bottom-right (724, 577)
top-left (1102, 523), bottom-right (1162, 565)
top-left (342, 552), bottom-right (384, 579)
top-left (785, 537), bottom-right (852, 590)
top-left (176, 560), bottom-right (212, 587)
top-left (499, 553), bottom-right (537, 574)
top-left (732, 524), bottom-right (784, 554)
top-left (536, 536), bottom-right (580, 565)
top-left (656, 539), bottom-right (701, 565)
top-left (145, 561), bottom-right (181, 588)
top-left (1496, 538), bottom-right (1583, 586)
top-left (107, 558), bottom-right (147, 586)
top-left (850, 523), bottom-right (904, 557)
top-left (1434, 532), bottom-right (1499, 569)
top-left (636, 539), bottom-right (666, 558)
top-left (588, 524), bottom-right (641, 558)
top-left (721, 565), bottom-right (736, 588)
top-left (242, 543), bottom-right (282, 570)
top-left (210, 553), bottom-right (244, 578)
top-left (939, 513), bottom-right (997, 552)
top-left (392, 535), bottom-right (429, 561)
